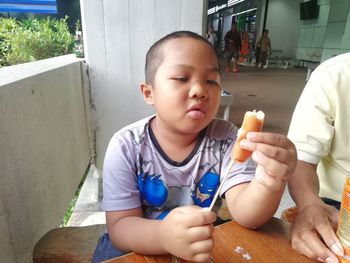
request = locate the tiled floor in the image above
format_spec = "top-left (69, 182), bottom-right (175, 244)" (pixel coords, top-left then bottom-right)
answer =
top-left (68, 63), bottom-right (307, 226)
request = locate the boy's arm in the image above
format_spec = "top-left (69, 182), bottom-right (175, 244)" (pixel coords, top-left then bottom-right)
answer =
top-left (106, 206), bottom-right (217, 262)
top-left (225, 132), bottom-right (296, 228)
top-left (106, 208), bottom-right (166, 254)
top-left (225, 170), bottom-right (285, 228)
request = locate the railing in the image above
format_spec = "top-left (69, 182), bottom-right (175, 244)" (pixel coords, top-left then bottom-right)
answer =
top-left (0, 54), bottom-right (93, 263)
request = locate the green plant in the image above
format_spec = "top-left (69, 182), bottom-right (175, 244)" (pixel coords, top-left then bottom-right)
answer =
top-left (0, 16), bottom-right (74, 67)
top-left (0, 18), bottom-right (19, 66)
top-left (60, 162), bottom-right (91, 227)
top-left (75, 19), bottom-right (81, 32)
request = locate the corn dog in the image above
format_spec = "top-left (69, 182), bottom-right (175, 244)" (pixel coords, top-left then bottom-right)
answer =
top-left (232, 110), bottom-right (265, 162)
top-left (208, 110), bottom-right (265, 211)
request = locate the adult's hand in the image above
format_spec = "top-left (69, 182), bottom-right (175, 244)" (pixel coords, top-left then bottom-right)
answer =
top-left (290, 202), bottom-right (343, 263)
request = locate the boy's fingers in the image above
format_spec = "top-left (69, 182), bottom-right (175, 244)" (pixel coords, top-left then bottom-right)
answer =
top-left (246, 132), bottom-right (295, 150)
top-left (174, 206), bottom-right (217, 226)
top-left (241, 140), bottom-right (294, 166)
top-left (187, 224), bottom-right (215, 242)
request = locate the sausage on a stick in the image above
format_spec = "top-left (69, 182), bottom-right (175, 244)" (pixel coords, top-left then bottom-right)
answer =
top-left (232, 110), bottom-right (265, 162)
top-left (208, 110), bottom-right (265, 211)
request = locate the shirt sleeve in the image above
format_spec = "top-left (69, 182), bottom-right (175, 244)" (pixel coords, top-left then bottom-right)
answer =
top-left (287, 67), bottom-right (335, 164)
top-left (101, 134), bottom-right (141, 211)
top-left (219, 127), bottom-right (256, 196)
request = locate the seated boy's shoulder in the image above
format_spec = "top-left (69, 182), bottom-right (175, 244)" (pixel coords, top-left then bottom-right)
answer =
top-left (113, 115), bottom-right (154, 140)
top-left (208, 119), bottom-right (238, 136)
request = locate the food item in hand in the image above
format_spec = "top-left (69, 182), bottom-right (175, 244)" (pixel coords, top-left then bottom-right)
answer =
top-left (209, 110), bottom-right (265, 212)
top-left (232, 110), bottom-right (265, 162)
top-left (337, 176), bottom-right (350, 263)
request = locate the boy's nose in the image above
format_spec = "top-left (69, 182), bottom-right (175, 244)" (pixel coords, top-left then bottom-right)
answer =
top-left (190, 80), bottom-right (208, 100)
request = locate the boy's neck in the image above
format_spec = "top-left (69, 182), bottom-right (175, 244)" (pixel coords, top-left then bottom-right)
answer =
top-left (150, 117), bottom-right (200, 163)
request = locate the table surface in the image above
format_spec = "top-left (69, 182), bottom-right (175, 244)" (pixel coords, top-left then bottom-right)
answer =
top-left (103, 217), bottom-right (316, 263)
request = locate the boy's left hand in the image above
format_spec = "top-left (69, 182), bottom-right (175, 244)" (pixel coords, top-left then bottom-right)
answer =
top-left (239, 132), bottom-right (297, 191)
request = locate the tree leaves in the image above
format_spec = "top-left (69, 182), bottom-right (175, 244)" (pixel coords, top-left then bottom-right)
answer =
top-left (0, 16), bottom-right (74, 67)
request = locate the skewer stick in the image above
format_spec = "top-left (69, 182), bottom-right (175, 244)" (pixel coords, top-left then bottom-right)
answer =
top-left (208, 160), bottom-right (235, 211)
top-left (208, 110), bottom-right (265, 212)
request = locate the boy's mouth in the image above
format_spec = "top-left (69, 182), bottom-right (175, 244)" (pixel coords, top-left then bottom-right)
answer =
top-left (188, 104), bottom-right (206, 113)
top-left (187, 104), bottom-right (206, 119)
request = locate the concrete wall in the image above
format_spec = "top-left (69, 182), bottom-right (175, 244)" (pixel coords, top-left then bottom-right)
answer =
top-left (0, 55), bottom-right (92, 263)
top-left (258, 0), bottom-right (350, 62)
top-left (265, 0), bottom-right (300, 58)
top-left (322, 0), bottom-right (350, 60)
top-left (80, 0), bottom-right (207, 171)
top-left (296, 0), bottom-right (350, 62)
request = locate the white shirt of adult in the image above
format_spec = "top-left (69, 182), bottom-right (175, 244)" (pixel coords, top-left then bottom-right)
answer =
top-left (288, 52), bottom-right (350, 202)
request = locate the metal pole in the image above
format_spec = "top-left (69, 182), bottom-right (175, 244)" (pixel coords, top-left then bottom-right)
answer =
top-left (262, 0), bottom-right (269, 31)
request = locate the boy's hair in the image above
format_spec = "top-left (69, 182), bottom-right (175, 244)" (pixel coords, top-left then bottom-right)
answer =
top-left (145, 30), bottom-right (218, 85)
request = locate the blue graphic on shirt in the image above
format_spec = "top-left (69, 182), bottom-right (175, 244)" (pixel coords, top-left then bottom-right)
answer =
top-left (192, 172), bottom-right (220, 207)
top-left (137, 171), bottom-right (220, 218)
top-left (156, 210), bottom-right (170, 220)
top-left (137, 173), bottom-right (168, 207)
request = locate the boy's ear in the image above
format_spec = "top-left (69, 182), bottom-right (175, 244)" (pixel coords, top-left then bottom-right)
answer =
top-left (140, 82), bottom-right (154, 105)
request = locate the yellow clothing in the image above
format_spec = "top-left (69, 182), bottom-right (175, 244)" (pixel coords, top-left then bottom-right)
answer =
top-left (288, 52), bottom-right (350, 201)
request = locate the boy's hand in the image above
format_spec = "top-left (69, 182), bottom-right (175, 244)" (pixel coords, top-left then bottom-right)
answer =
top-left (159, 206), bottom-right (217, 262)
top-left (240, 132), bottom-right (297, 191)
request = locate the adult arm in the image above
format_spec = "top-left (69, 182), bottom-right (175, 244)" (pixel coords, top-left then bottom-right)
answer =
top-left (288, 160), bottom-right (343, 262)
top-left (224, 32), bottom-right (229, 42)
top-left (238, 33), bottom-right (242, 51)
top-left (255, 37), bottom-right (261, 49)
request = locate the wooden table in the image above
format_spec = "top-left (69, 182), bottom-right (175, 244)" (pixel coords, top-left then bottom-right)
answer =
top-left (103, 217), bottom-right (316, 263)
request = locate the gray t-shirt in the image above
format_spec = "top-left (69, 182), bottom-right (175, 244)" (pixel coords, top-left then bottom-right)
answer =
top-left (101, 116), bottom-right (256, 219)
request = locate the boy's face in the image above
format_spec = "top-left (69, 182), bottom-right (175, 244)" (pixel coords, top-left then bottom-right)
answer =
top-left (142, 37), bottom-right (221, 135)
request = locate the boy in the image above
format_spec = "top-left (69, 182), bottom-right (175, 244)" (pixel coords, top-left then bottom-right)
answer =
top-left (92, 31), bottom-right (296, 262)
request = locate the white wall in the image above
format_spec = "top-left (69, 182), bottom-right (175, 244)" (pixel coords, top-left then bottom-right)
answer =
top-left (0, 55), bottom-right (91, 263)
top-left (80, 0), bottom-right (207, 171)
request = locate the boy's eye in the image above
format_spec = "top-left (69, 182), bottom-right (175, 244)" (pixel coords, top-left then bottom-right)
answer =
top-left (207, 80), bottom-right (219, 86)
top-left (172, 77), bottom-right (188, 82)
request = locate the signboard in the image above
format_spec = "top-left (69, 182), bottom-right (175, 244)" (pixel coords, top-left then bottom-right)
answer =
top-left (0, 0), bottom-right (57, 14)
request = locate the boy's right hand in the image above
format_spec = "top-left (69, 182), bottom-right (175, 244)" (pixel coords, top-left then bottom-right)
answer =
top-left (159, 206), bottom-right (217, 262)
